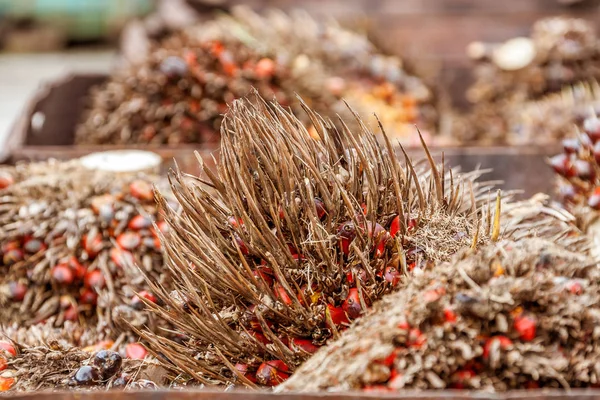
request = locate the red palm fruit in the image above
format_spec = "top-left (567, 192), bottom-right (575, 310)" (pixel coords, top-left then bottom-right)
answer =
top-left (482, 335), bottom-right (513, 359)
top-left (408, 218), bottom-right (417, 231)
top-left (314, 197), bottom-right (327, 220)
top-left (152, 220), bottom-right (169, 237)
top-left (249, 330), bottom-right (271, 346)
top-left (110, 247), bottom-right (134, 268)
top-left (233, 234), bottom-right (249, 256)
top-left (129, 180), bottom-right (154, 201)
top-left (227, 216), bottom-right (242, 228)
top-left (513, 315), bottom-right (536, 341)
top-left (255, 360), bottom-right (290, 386)
top-left (549, 154), bottom-right (571, 176)
top-left (337, 221), bottom-right (357, 256)
top-left (117, 232), bottom-right (141, 251)
top-left (253, 267), bottom-right (274, 288)
top-left (8, 282), bottom-right (27, 301)
top-left (23, 237), bottom-right (46, 254)
top-left (384, 266), bottom-right (401, 286)
top-left (449, 369), bottom-right (475, 389)
top-left (444, 307), bottom-right (457, 323)
top-left (1, 241), bottom-right (20, 253)
top-left (398, 320), bottom-right (410, 331)
top-left (562, 138), bottom-right (580, 154)
top-left (84, 270), bottom-right (106, 290)
top-left (589, 187), bottom-right (600, 210)
top-left (0, 341), bottom-right (16, 357)
top-left (67, 257), bottom-right (87, 280)
top-left (274, 283), bottom-right (293, 306)
top-left (565, 280), bottom-right (583, 295)
top-left (51, 264), bottom-right (74, 285)
top-left (0, 376), bottom-right (15, 392)
top-left (3, 249), bottom-right (23, 266)
top-left (90, 194), bottom-right (115, 215)
top-left (83, 233), bottom-right (103, 257)
top-left (0, 355), bottom-right (6, 372)
top-left (407, 328), bottom-right (426, 348)
top-left (64, 305), bottom-right (78, 321)
top-left (132, 290), bottom-right (157, 309)
top-left (254, 58), bottom-right (276, 79)
top-left (584, 117), bottom-right (600, 142)
top-left (0, 172), bottom-right (14, 190)
top-left (343, 288), bottom-right (366, 320)
top-left (234, 363), bottom-right (257, 383)
top-left (368, 222), bottom-right (388, 257)
top-left (327, 304), bottom-right (349, 326)
top-left (573, 160), bottom-right (594, 180)
top-left (389, 215), bottom-right (401, 237)
top-left (125, 343), bottom-right (148, 360)
top-left (289, 338), bottom-right (320, 354)
top-left (79, 288), bottom-right (98, 305)
top-left (346, 268), bottom-right (368, 286)
top-left (128, 215), bottom-right (152, 230)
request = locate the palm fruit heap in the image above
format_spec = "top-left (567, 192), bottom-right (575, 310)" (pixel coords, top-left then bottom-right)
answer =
top-left (0, 337), bottom-right (166, 392)
top-left (0, 157), bottom-right (170, 334)
top-left (134, 92), bottom-right (581, 389)
top-left (279, 236), bottom-right (598, 392)
top-left (75, 6), bottom-right (436, 146)
top-left (456, 16), bottom-right (600, 144)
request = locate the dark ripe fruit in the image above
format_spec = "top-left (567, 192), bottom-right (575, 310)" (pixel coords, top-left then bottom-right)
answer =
top-left (160, 56), bottom-right (188, 79)
top-left (3, 248), bottom-right (23, 266)
top-left (110, 247), bottom-right (134, 268)
top-left (343, 288), bottom-right (366, 320)
top-left (117, 232), bottom-right (142, 251)
top-left (482, 335), bottom-right (513, 359)
top-left (313, 197), bottom-right (327, 220)
top-left (289, 338), bottom-right (320, 354)
top-left (84, 270), bottom-right (106, 290)
top-left (125, 343), bottom-right (148, 360)
top-left (338, 222), bottom-right (357, 256)
top-left (64, 305), bottom-right (78, 321)
top-left (129, 180), bottom-right (154, 201)
top-left (0, 341), bottom-right (16, 357)
top-left (273, 283), bottom-right (293, 306)
top-left (594, 141), bottom-right (600, 164)
top-left (584, 117), bottom-right (600, 142)
top-left (327, 304), bottom-right (349, 326)
top-left (588, 187), bottom-right (600, 210)
top-left (23, 238), bottom-right (45, 254)
top-left (389, 215), bottom-right (401, 237)
top-left (0, 172), bottom-right (14, 189)
top-left (255, 360), bottom-right (290, 386)
top-left (233, 234), bottom-right (249, 256)
top-left (128, 215), bottom-right (152, 230)
top-left (73, 365), bottom-right (101, 386)
top-left (112, 373), bottom-right (132, 388)
top-left (513, 315), bottom-right (536, 341)
top-left (8, 281), bottom-right (27, 301)
top-left (573, 159), bottom-right (594, 180)
top-left (131, 290), bottom-right (157, 310)
top-left (79, 288), bottom-right (98, 305)
top-left (254, 58), bottom-right (276, 79)
top-left (384, 266), bottom-right (401, 286)
top-left (68, 257), bottom-right (87, 280)
top-left (83, 233), bottom-right (103, 257)
top-left (549, 154), bottom-right (571, 176)
top-left (562, 138), bottom-right (580, 154)
top-left (51, 264), bottom-right (74, 285)
top-left (93, 350), bottom-right (123, 379)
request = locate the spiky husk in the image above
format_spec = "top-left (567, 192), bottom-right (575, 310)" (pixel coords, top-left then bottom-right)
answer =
top-left (279, 236), bottom-right (599, 392)
top-left (76, 6), bottom-right (435, 146)
top-left (136, 92), bottom-right (580, 388)
top-left (455, 17), bottom-right (600, 144)
top-left (0, 159), bottom-right (169, 332)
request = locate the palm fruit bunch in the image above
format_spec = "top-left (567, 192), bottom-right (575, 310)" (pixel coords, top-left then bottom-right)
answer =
top-left (279, 235), bottom-right (599, 392)
top-left (76, 6), bottom-right (436, 146)
top-left (133, 91), bottom-right (582, 389)
top-left (0, 156), bottom-right (170, 333)
top-left (456, 16), bottom-right (600, 144)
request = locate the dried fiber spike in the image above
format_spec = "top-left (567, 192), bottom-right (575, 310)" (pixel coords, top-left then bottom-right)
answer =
top-left (279, 237), bottom-right (599, 392)
top-left (76, 6), bottom-right (435, 146)
top-left (137, 93), bottom-right (560, 388)
top-left (0, 159), bottom-right (170, 333)
top-left (456, 16), bottom-right (600, 144)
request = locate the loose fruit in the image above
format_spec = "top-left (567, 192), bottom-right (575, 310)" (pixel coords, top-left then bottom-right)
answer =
top-left (84, 270), bottom-right (106, 290)
top-left (125, 343), bottom-right (148, 360)
top-left (92, 350), bottom-right (123, 379)
top-left (72, 366), bottom-right (101, 386)
top-left (51, 264), bottom-right (74, 285)
top-left (255, 360), bottom-right (290, 386)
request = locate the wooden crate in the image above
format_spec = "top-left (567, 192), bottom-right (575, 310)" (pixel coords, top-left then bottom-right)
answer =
top-left (4, 72), bottom-right (558, 198)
